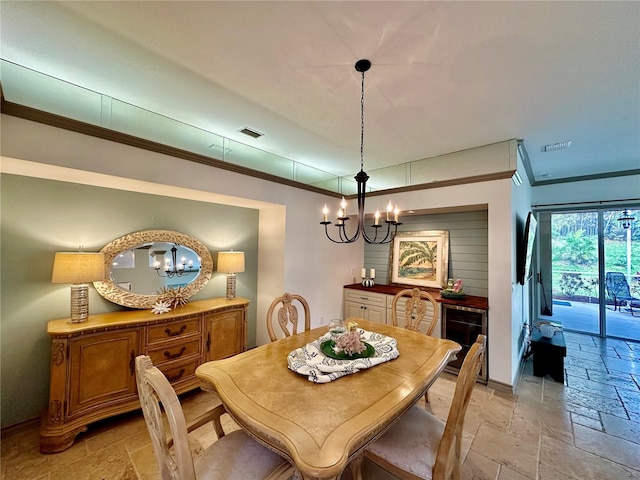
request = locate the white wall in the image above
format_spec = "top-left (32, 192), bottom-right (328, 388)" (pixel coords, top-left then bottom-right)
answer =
top-left (2, 115), bottom-right (525, 389)
top-left (1, 114), bottom-right (361, 347)
top-left (361, 177), bottom-right (515, 385)
top-left (511, 151), bottom-right (535, 382)
top-left (533, 175), bottom-right (640, 207)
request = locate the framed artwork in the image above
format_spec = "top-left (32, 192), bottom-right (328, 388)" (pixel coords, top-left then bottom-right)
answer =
top-left (389, 230), bottom-right (449, 288)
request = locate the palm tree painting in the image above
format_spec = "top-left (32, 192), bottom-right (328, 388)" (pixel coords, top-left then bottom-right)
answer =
top-left (391, 231), bottom-right (449, 288)
top-left (398, 240), bottom-right (438, 281)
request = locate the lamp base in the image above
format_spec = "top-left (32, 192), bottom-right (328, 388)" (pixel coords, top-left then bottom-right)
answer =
top-left (69, 284), bottom-right (90, 323)
top-left (225, 273), bottom-right (237, 299)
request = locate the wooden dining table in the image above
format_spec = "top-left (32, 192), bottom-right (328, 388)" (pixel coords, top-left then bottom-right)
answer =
top-left (195, 318), bottom-right (461, 480)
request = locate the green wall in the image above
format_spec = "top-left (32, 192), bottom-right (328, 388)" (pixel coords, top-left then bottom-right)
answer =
top-left (0, 173), bottom-right (259, 427)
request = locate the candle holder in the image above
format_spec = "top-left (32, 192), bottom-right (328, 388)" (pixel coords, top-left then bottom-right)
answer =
top-left (362, 277), bottom-right (375, 288)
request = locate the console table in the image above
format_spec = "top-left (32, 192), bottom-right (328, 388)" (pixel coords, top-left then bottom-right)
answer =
top-left (40, 297), bottom-right (248, 453)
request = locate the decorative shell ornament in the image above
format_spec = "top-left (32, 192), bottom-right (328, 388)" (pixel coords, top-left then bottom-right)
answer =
top-left (151, 300), bottom-right (172, 315)
top-left (158, 286), bottom-right (189, 309)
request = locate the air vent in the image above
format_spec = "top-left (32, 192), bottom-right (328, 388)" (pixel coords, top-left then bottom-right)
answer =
top-left (238, 127), bottom-right (264, 139)
top-left (541, 140), bottom-right (572, 152)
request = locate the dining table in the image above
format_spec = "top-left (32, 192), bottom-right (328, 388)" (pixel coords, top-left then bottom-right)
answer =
top-left (195, 318), bottom-right (461, 480)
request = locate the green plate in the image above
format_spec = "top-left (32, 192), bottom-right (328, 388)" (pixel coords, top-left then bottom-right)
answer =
top-left (440, 290), bottom-right (466, 299)
top-left (320, 340), bottom-right (375, 360)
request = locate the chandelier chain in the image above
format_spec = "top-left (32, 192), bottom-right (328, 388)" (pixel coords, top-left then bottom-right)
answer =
top-left (360, 69), bottom-right (365, 173)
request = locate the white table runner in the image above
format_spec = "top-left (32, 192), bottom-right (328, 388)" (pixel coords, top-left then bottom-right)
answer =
top-left (287, 329), bottom-right (399, 383)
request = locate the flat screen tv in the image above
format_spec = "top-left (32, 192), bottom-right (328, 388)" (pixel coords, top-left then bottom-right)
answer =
top-left (518, 211), bottom-right (537, 285)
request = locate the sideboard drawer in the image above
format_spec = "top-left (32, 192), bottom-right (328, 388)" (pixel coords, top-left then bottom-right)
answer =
top-left (146, 337), bottom-right (201, 365)
top-left (344, 289), bottom-right (387, 307)
top-left (156, 358), bottom-right (199, 385)
top-left (146, 316), bottom-right (201, 344)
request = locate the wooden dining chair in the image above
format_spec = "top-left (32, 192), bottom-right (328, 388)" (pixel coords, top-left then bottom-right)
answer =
top-left (135, 355), bottom-right (293, 480)
top-left (266, 292), bottom-right (311, 342)
top-left (352, 334), bottom-right (486, 480)
top-left (391, 288), bottom-right (439, 335)
top-left (392, 287), bottom-right (439, 402)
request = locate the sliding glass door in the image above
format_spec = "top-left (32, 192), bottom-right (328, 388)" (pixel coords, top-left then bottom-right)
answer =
top-left (604, 208), bottom-right (639, 339)
top-left (548, 210), bottom-right (600, 334)
top-left (537, 207), bottom-right (639, 341)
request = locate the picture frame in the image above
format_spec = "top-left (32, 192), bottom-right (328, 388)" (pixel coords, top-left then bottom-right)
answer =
top-left (389, 230), bottom-right (450, 288)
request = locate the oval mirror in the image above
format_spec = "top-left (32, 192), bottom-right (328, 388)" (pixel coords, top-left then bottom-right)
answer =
top-left (94, 230), bottom-right (213, 309)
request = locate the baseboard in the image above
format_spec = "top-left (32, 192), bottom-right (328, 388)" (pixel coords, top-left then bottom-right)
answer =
top-left (2, 416), bottom-right (40, 438)
top-left (487, 378), bottom-right (516, 395)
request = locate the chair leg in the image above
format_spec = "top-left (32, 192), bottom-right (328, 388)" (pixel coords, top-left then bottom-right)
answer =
top-left (349, 453), bottom-right (364, 480)
top-left (424, 390), bottom-right (430, 404)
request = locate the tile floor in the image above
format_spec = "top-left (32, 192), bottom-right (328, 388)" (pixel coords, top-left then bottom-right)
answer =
top-left (2, 331), bottom-right (639, 480)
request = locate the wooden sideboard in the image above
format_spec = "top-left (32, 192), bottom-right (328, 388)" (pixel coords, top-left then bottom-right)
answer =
top-left (40, 297), bottom-right (248, 453)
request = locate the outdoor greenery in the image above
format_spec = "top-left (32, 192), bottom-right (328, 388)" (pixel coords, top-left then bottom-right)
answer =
top-left (551, 210), bottom-right (639, 299)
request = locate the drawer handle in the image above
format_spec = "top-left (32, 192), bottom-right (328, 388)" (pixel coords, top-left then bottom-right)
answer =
top-left (359, 296), bottom-right (369, 300)
top-left (164, 325), bottom-right (187, 337)
top-left (164, 346), bottom-right (187, 360)
top-left (167, 368), bottom-right (186, 382)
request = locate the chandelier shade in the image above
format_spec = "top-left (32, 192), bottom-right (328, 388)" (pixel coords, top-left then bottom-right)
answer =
top-left (320, 59), bottom-right (401, 244)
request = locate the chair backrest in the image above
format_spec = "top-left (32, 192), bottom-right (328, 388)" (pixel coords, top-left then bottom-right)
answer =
top-left (433, 334), bottom-right (486, 479)
top-left (391, 288), bottom-right (438, 336)
top-left (266, 292), bottom-right (311, 342)
top-left (605, 272), bottom-right (631, 298)
top-left (135, 355), bottom-right (196, 480)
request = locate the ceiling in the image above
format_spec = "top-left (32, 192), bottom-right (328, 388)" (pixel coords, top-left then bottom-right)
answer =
top-left (1, 1), bottom-right (639, 188)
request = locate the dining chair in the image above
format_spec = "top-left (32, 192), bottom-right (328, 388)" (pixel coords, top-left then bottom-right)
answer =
top-left (392, 287), bottom-right (439, 402)
top-left (353, 334), bottom-right (486, 480)
top-left (135, 355), bottom-right (293, 480)
top-left (266, 292), bottom-right (311, 342)
top-left (391, 288), bottom-right (439, 335)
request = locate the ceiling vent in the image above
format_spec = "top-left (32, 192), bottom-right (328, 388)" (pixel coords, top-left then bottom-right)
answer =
top-left (238, 127), bottom-right (264, 139)
top-left (541, 140), bottom-right (572, 152)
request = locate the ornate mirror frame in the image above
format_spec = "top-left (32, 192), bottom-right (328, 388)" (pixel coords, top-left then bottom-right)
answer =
top-left (94, 230), bottom-right (213, 309)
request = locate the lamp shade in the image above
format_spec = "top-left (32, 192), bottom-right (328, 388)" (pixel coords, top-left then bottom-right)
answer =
top-left (217, 251), bottom-right (245, 273)
top-left (52, 252), bottom-right (106, 284)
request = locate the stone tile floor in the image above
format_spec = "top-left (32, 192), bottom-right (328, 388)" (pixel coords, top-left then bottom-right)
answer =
top-left (2, 331), bottom-right (639, 479)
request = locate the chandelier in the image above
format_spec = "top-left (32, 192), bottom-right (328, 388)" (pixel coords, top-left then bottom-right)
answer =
top-left (618, 209), bottom-right (635, 229)
top-left (154, 244), bottom-right (198, 278)
top-left (321, 59), bottom-right (401, 244)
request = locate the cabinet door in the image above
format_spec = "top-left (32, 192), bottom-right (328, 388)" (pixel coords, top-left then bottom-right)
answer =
top-left (67, 329), bottom-right (141, 419)
top-left (344, 301), bottom-right (365, 319)
top-left (365, 304), bottom-right (386, 324)
top-left (204, 308), bottom-right (246, 361)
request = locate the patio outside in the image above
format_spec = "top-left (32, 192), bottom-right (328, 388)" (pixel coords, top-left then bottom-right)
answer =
top-left (545, 299), bottom-right (640, 342)
top-left (544, 209), bottom-right (639, 342)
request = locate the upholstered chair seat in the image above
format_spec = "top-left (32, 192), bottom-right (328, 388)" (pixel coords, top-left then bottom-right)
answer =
top-left (353, 335), bottom-right (486, 480)
top-left (193, 430), bottom-right (292, 479)
top-left (365, 405), bottom-right (445, 478)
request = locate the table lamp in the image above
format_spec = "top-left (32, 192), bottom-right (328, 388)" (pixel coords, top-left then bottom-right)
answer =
top-left (217, 251), bottom-right (245, 299)
top-left (51, 251), bottom-right (105, 322)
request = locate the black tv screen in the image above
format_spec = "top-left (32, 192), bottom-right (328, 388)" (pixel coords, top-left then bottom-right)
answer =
top-left (519, 211), bottom-right (537, 285)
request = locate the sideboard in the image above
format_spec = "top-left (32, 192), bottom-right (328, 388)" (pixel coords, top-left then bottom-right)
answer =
top-left (40, 297), bottom-right (248, 453)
